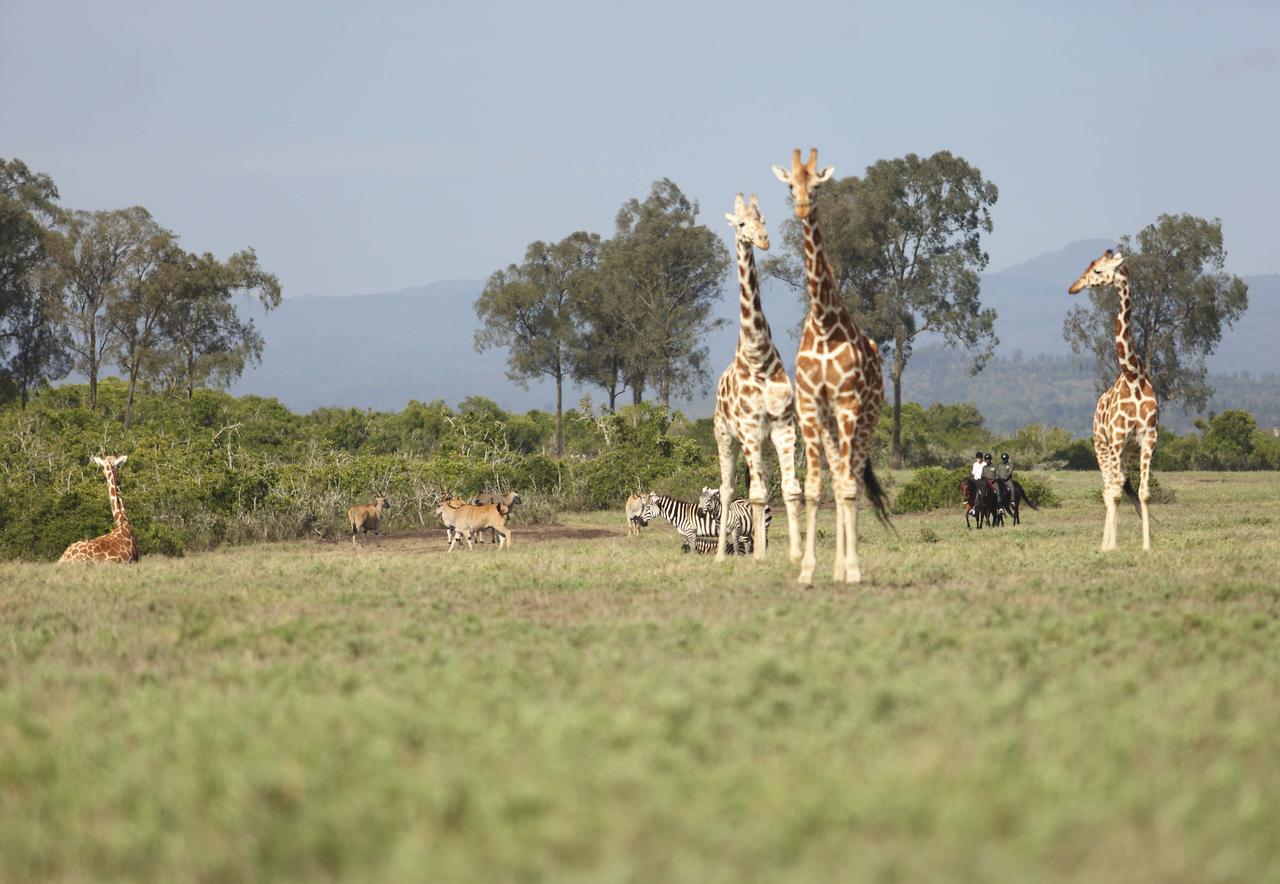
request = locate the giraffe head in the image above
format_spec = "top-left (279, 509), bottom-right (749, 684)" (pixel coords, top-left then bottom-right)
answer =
top-left (1068, 249), bottom-right (1126, 294)
top-left (771, 148), bottom-right (834, 220)
top-left (91, 454), bottom-right (128, 476)
top-left (724, 193), bottom-right (770, 251)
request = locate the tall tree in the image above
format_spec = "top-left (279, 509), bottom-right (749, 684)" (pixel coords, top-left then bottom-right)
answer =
top-left (5, 267), bottom-right (72, 407)
top-left (1063, 214), bottom-right (1249, 413)
top-left (109, 231), bottom-right (181, 429)
top-left (764, 152), bottom-right (999, 467)
top-left (568, 272), bottom-right (639, 411)
top-left (153, 248), bottom-right (282, 399)
top-left (598, 179), bottom-right (730, 406)
top-left (0, 159), bottom-right (66, 405)
top-left (46, 207), bottom-right (161, 409)
top-left (474, 231), bottom-right (599, 456)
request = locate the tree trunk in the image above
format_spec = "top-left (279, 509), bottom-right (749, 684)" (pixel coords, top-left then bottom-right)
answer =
top-left (88, 357), bottom-right (98, 410)
top-left (124, 370), bottom-right (138, 431)
top-left (891, 350), bottom-right (904, 469)
top-left (631, 385), bottom-right (643, 405)
top-left (554, 371), bottom-right (564, 457)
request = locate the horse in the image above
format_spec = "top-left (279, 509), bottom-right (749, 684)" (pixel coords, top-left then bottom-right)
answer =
top-left (962, 478), bottom-right (1000, 530)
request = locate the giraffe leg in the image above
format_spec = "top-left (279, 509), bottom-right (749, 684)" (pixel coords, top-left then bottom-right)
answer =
top-left (745, 429), bottom-right (769, 562)
top-left (1101, 445), bottom-right (1124, 553)
top-left (769, 418), bottom-right (803, 563)
top-left (1138, 430), bottom-right (1157, 551)
top-left (796, 403), bottom-right (824, 587)
top-left (819, 422), bottom-right (847, 583)
top-left (839, 425), bottom-right (867, 586)
top-left (713, 413), bottom-right (737, 563)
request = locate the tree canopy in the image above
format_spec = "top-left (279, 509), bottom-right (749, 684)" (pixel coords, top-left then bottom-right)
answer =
top-left (474, 231), bottom-right (600, 455)
top-left (0, 159), bottom-right (64, 404)
top-left (597, 179), bottom-right (729, 406)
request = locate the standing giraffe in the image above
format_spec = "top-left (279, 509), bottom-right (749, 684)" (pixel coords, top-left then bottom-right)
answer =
top-left (709, 193), bottom-right (802, 563)
top-left (773, 149), bottom-right (890, 586)
top-left (58, 454), bottom-right (140, 564)
top-left (1069, 249), bottom-right (1158, 551)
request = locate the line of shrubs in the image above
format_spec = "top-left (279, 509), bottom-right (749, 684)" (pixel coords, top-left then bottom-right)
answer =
top-left (2, 381), bottom-right (1271, 560)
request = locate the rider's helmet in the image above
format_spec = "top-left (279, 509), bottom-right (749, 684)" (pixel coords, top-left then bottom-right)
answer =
top-left (983, 452), bottom-right (993, 462)
top-left (1001, 452), bottom-right (1009, 463)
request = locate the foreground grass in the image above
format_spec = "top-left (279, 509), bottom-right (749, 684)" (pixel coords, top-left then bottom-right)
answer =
top-left (2, 472), bottom-right (1279, 883)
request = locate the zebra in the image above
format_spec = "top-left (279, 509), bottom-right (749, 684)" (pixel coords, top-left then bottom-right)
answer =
top-left (647, 493), bottom-right (768, 555)
top-left (697, 487), bottom-right (772, 556)
top-left (647, 493), bottom-right (729, 554)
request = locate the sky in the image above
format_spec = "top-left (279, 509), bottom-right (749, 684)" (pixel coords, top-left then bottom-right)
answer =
top-left (3, 0), bottom-right (1278, 297)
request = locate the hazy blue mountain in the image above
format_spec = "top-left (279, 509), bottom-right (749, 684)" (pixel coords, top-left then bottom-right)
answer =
top-left (229, 242), bottom-right (1278, 431)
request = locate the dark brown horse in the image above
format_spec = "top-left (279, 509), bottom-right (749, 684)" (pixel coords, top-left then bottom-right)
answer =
top-left (962, 478), bottom-right (1000, 529)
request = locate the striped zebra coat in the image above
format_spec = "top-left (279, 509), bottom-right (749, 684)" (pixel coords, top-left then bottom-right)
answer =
top-left (697, 487), bottom-right (773, 556)
top-left (648, 493), bottom-right (770, 555)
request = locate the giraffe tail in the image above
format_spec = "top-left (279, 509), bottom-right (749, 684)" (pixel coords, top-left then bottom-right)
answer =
top-left (1122, 477), bottom-right (1142, 517)
top-left (863, 462), bottom-right (894, 529)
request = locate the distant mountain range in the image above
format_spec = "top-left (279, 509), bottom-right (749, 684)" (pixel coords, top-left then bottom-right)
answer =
top-left (229, 240), bottom-right (1279, 434)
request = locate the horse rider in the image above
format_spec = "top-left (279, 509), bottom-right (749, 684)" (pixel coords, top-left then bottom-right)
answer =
top-left (994, 452), bottom-right (1015, 512)
top-left (967, 451), bottom-right (985, 516)
top-left (981, 453), bottom-right (1003, 514)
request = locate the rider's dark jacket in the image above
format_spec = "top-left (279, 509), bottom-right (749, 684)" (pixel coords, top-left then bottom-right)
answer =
top-left (980, 464), bottom-right (997, 482)
top-left (994, 463), bottom-right (1013, 482)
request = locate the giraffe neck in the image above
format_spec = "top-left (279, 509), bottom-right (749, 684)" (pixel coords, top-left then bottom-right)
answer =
top-left (1113, 271), bottom-right (1143, 378)
top-left (104, 467), bottom-right (133, 534)
top-left (800, 206), bottom-right (855, 337)
top-left (734, 236), bottom-right (774, 366)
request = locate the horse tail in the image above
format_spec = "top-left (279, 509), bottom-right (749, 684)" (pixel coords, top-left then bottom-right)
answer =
top-left (863, 462), bottom-right (894, 528)
top-left (1016, 480), bottom-right (1039, 510)
top-left (1122, 477), bottom-right (1142, 516)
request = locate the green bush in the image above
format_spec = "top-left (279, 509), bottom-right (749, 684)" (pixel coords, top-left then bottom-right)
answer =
top-left (894, 467), bottom-right (1060, 514)
top-left (1013, 473), bottom-right (1061, 508)
top-left (894, 467), bottom-right (968, 514)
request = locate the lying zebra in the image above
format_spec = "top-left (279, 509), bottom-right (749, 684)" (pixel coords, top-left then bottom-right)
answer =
top-left (647, 492), bottom-right (771, 555)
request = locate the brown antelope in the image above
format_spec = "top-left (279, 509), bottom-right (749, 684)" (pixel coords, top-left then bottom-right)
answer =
top-left (347, 495), bottom-right (389, 547)
top-left (625, 493), bottom-right (658, 536)
top-left (435, 500), bottom-right (512, 551)
top-left (470, 490), bottom-right (522, 543)
top-left (436, 495), bottom-right (468, 546)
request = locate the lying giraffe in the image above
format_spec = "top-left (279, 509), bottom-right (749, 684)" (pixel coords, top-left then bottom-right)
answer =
top-left (710, 193), bottom-right (802, 564)
top-left (1069, 249), bottom-right (1159, 551)
top-left (58, 455), bottom-right (140, 564)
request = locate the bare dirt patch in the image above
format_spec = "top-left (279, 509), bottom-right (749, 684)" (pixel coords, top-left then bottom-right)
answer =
top-left (318, 524), bottom-right (622, 555)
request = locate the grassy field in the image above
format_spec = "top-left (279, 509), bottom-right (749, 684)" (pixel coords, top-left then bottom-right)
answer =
top-left (2, 471), bottom-right (1279, 883)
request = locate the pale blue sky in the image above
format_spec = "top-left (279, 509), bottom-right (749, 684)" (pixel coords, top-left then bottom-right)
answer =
top-left (4, 0), bottom-right (1277, 296)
